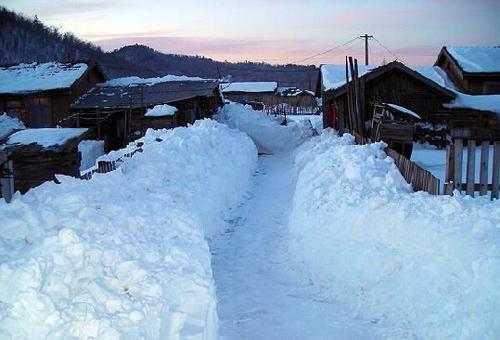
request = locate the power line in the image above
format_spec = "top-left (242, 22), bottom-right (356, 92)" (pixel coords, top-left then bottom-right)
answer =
top-left (372, 37), bottom-right (403, 63)
top-left (290, 36), bottom-right (360, 64)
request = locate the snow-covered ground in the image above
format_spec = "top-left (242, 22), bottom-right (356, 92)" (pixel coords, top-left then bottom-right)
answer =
top-left (287, 114), bottom-right (323, 133)
top-left (0, 120), bottom-right (257, 339)
top-left (1, 101), bottom-right (498, 339)
top-left (289, 130), bottom-right (500, 338)
top-left (215, 103), bottom-right (315, 154)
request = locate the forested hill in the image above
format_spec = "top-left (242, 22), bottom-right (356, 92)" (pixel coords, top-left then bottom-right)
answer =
top-left (0, 7), bottom-right (319, 90)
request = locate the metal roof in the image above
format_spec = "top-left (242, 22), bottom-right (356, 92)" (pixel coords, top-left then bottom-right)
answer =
top-left (72, 80), bottom-right (220, 110)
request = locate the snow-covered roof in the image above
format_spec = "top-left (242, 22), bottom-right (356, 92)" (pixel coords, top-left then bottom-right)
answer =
top-left (0, 62), bottom-right (89, 95)
top-left (0, 113), bottom-right (26, 140)
top-left (277, 87), bottom-right (315, 97)
top-left (320, 64), bottom-right (376, 91)
top-left (446, 47), bottom-right (500, 74)
top-left (5, 128), bottom-right (88, 148)
top-left (413, 66), bottom-right (500, 115)
top-left (145, 104), bottom-right (178, 117)
top-left (385, 103), bottom-right (422, 120)
top-left (221, 82), bottom-right (278, 93)
top-left (101, 75), bottom-right (209, 87)
top-left (444, 93), bottom-right (500, 114)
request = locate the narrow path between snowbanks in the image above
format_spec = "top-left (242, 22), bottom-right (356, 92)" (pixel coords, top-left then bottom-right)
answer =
top-left (211, 152), bottom-right (374, 339)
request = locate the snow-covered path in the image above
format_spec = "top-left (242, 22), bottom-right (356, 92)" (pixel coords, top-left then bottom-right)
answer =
top-left (211, 152), bottom-right (373, 339)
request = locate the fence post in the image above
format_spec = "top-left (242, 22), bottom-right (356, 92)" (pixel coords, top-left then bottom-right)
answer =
top-left (453, 138), bottom-right (463, 193)
top-left (444, 144), bottom-right (454, 195)
top-left (492, 141), bottom-right (500, 200)
top-left (1, 152), bottom-right (14, 203)
top-left (479, 141), bottom-right (490, 196)
top-left (466, 140), bottom-right (476, 197)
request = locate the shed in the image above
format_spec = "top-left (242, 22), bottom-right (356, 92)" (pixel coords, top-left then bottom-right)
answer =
top-left (0, 127), bottom-right (88, 195)
top-left (0, 61), bottom-right (106, 128)
top-left (221, 82), bottom-right (277, 107)
top-left (435, 47), bottom-right (500, 95)
top-left (71, 77), bottom-right (223, 151)
top-left (319, 61), bottom-right (455, 130)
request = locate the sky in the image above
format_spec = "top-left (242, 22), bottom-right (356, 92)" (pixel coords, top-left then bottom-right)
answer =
top-left (2, 0), bottom-right (500, 66)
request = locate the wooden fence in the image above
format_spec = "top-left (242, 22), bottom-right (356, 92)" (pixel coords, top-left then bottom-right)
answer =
top-left (444, 131), bottom-right (499, 199)
top-left (345, 129), bottom-right (441, 195)
top-left (80, 141), bottom-right (144, 180)
top-left (385, 147), bottom-right (441, 195)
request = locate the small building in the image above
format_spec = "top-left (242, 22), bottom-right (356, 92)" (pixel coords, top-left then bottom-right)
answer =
top-left (0, 61), bottom-right (106, 128)
top-left (318, 61), bottom-right (455, 130)
top-left (435, 47), bottom-right (500, 95)
top-left (274, 87), bottom-right (318, 114)
top-left (221, 82), bottom-right (277, 107)
top-left (0, 127), bottom-right (88, 195)
top-left (71, 77), bottom-right (223, 151)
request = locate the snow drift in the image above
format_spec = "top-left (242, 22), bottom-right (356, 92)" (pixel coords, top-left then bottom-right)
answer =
top-left (0, 120), bottom-right (257, 339)
top-left (215, 102), bottom-right (314, 154)
top-left (289, 129), bottom-right (500, 338)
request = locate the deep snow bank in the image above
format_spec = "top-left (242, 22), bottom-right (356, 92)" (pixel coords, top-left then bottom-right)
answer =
top-left (0, 120), bottom-right (257, 339)
top-left (289, 129), bottom-right (500, 338)
top-left (215, 102), bottom-right (314, 154)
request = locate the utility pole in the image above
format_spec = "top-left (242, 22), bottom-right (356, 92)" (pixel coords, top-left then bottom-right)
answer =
top-left (359, 34), bottom-right (373, 65)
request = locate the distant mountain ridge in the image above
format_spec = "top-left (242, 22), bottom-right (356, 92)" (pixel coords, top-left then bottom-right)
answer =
top-left (0, 7), bottom-right (319, 90)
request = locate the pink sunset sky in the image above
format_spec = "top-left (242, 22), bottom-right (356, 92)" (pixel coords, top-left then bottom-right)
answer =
top-left (2, 0), bottom-right (499, 66)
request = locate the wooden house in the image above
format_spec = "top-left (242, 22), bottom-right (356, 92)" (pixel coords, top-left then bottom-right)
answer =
top-left (318, 61), bottom-right (456, 130)
top-left (274, 87), bottom-right (318, 114)
top-left (71, 79), bottom-right (223, 151)
top-left (435, 47), bottom-right (500, 95)
top-left (221, 82), bottom-right (277, 107)
top-left (0, 61), bottom-right (105, 128)
top-left (0, 127), bottom-right (88, 196)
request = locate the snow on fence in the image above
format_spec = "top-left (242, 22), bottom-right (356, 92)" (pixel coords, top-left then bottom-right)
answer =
top-left (80, 141), bottom-right (145, 179)
top-left (444, 129), bottom-right (500, 199)
top-left (346, 129), bottom-right (441, 195)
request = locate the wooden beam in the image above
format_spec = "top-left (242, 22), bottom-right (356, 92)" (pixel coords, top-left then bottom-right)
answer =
top-left (466, 140), bottom-right (476, 197)
top-left (479, 141), bottom-right (490, 196)
top-left (492, 141), bottom-right (500, 200)
top-left (453, 139), bottom-right (463, 192)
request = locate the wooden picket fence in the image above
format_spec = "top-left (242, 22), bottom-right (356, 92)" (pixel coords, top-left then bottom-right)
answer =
top-left (385, 147), bottom-right (441, 195)
top-left (444, 130), bottom-right (500, 199)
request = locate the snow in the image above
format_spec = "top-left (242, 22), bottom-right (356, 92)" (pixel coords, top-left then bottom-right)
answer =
top-left (289, 130), bottom-right (500, 338)
top-left (78, 140), bottom-right (105, 171)
top-left (445, 92), bottom-right (500, 114)
top-left (447, 47), bottom-right (500, 73)
top-left (221, 82), bottom-right (277, 93)
top-left (0, 113), bottom-right (25, 140)
top-left (386, 103), bottom-right (422, 120)
top-left (144, 104), bottom-right (178, 117)
top-left (101, 74), bottom-right (208, 87)
top-left (215, 102), bottom-right (314, 154)
top-left (5, 128), bottom-right (88, 148)
top-left (212, 153), bottom-right (374, 339)
top-left (287, 114), bottom-right (323, 134)
top-left (0, 119), bottom-right (257, 339)
top-left (320, 64), bottom-right (375, 91)
top-left (0, 62), bottom-right (88, 95)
